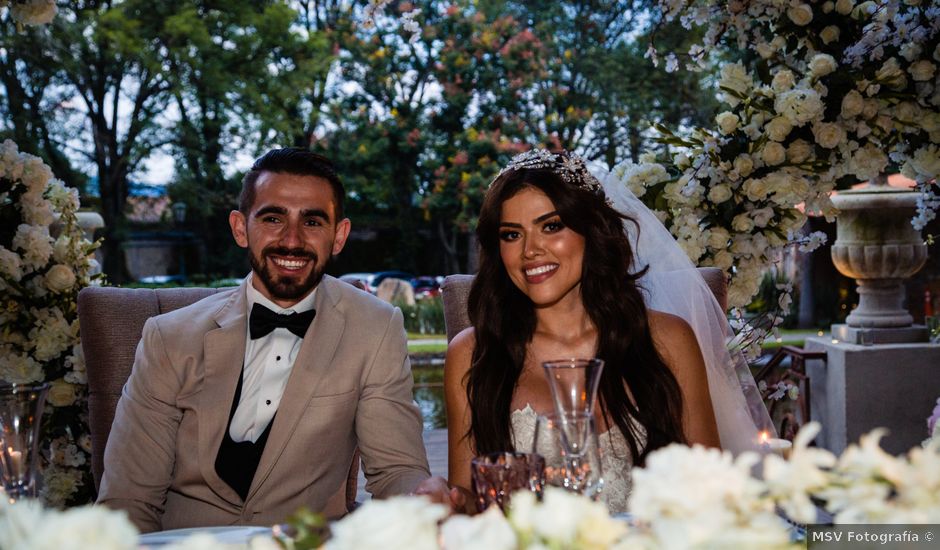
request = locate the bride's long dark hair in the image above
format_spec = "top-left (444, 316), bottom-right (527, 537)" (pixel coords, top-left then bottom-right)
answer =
top-left (465, 166), bottom-right (687, 465)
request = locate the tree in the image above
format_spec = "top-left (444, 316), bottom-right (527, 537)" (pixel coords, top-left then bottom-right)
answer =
top-left (40, 1), bottom-right (178, 283)
top-left (161, 1), bottom-right (336, 276)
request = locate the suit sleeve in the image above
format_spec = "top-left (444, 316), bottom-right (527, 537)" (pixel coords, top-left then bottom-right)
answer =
top-left (356, 307), bottom-right (431, 497)
top-left (97, 317), bottom-right (183, 533)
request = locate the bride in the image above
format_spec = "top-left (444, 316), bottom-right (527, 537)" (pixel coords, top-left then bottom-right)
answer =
top-left (421, 149), bottom-right (771, 514)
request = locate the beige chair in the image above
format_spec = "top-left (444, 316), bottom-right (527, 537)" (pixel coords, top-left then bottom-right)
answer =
top-left (440, 267), bottom-right (728, 342)
top-left (77, 286), bottom-right (360, 510)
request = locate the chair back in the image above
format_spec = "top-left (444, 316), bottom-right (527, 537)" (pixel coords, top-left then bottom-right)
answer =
top-left (77, 285), bottom-right (360, 508)
top-left (441, 267), bottom-right (728, 342)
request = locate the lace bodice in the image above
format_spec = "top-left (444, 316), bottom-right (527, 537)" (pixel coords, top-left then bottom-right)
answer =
top-left (510, 404), bottom-right (643, 514)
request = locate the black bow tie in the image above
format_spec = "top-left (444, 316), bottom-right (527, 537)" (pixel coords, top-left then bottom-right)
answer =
top-left (249, 303), bottom-right (316, 339)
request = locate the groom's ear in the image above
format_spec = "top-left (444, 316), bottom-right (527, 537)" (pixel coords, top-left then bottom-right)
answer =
top-left (331, 217), bottom-right (351, 256)
top-left (230, 210), bottom-right (248, 248)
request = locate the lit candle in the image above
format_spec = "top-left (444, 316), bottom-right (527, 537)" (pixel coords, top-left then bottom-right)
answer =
top-left (7, 448), bottom-right (23, 478)
top-left (759, 432), bottom-right (792, 459)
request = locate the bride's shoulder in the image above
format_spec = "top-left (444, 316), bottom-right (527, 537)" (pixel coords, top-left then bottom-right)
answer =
top-left (646, 309), bottom-right (697, 350)
top-left (446, 327), bottom-right (476, 366)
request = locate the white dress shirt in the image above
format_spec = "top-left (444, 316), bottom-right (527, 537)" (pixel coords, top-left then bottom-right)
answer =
top-left (229, 273), bottom-right (317, 443)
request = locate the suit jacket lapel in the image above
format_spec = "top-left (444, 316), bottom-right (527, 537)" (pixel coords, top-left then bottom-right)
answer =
top-left (247, 276), bottom-right (346, 501)
top-left (198, 281), bottom-right (249, 506)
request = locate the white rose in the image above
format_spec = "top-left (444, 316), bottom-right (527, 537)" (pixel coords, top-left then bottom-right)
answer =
top-left (743, 178), bottom-right (770, 201)
top-left (0, 246), bottom-right (24, 281)
top-left (787, 3), bottom-right (813, 25)
top-left (835, 0), bottom-right (854, 14)
top-left (716, 111), bottom-right (740, 135)
top-left (732, 213), bottom-right (755, 232)
top-left (812, 121), bottom-right (845, 149)
top-left (719, 62), bottom-right (752, 107)
top-left (821, 25), bottom-right (841, 44)
top-left (764, 116), bottom-right (793, 141)
top-left (762, 142), bottom-right (787, 165)
top-left (876, 57), bottom-right (902, 82)
top-left (751, 207), bottom-right (775, 228)
top-left (29, 505), bottom-right (138, 549)
top-left (45, 264), bottom-right (76, 293)
top-left (734, 154), bottom-right (755, 177)
top-left (755, 42), bottom-right (775, 59)
top-left (707, 227), bottom-right (731, 250)
top-left (861, 99), bottom-right (879, 119)
top-left (809, 54), bottom-right (837, 78)
top-left (909, 60), bottom-right (936, 82)
top-left (775, 88), bottom-right (825, 126)
top-left (771, 70), bottom-right (795, 93)
top-left (848, 143), bottom-right (890, 181)
top-left (441, 507), bottom-right (516, 550)
top-left (326, 497), bottom-right (446, 550)
top-left (47, 379), bottom-right (79, 407)
top-left (909, 145), bottom-right (940, 180)
top-left (895, 101), bottom-right (921, 125)
top-left (841, 89), bottom-right (865, 118)
top-left (708, 184), bottom-right (733, 203)
top-left (787, 139), bottom-right (813, 163)
top-left (822, 1), bottom-right (834, 12)
top-left (713, 249), bottom-right (734, 269)
top-left (900, 42), bottom-right (922, 63)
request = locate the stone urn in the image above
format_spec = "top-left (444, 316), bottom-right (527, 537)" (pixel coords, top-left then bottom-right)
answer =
top-left (830, 174), bottom-right (928, 331)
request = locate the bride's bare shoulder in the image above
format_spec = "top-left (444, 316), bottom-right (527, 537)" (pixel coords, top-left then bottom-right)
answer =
top-left (445, 327), bottom-right (476, 372)
top-left (646, 309), bottom-right (698, 353)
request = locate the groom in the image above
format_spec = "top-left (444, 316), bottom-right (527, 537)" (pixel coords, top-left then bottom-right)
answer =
top-left (98, 148), bottom-right (432, 533)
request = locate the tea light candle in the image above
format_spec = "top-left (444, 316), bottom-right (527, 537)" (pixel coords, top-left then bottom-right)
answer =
top-left (759, 431), bottom-right (792, 459)
top-left (7, 448), bottom-right (24, 478)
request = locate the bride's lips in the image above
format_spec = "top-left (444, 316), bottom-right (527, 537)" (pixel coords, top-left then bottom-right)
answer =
top-left (523, 262), bottom-right (558, 284)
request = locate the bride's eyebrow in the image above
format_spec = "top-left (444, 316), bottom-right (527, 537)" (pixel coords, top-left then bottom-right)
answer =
top-left (499, 210), bottom-right (560, 228)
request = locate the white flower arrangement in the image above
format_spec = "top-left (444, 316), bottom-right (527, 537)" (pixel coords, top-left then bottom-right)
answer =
top-left (0, 140), bottom-right (101, 506)
top-left (625, 0), bottom-right (940, 307)
top-left (2, 422), bottom-right (936, 549)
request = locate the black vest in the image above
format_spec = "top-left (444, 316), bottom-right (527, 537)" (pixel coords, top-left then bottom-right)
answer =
top-left (214, 372), bottom-right (275, 501)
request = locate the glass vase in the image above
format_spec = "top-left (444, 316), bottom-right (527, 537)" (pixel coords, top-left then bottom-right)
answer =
top-left (0, 383), bottom-right (49, 501)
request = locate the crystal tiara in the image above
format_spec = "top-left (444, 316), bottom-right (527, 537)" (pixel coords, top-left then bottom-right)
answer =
top-left (491, 149), bottom-right (605, 197)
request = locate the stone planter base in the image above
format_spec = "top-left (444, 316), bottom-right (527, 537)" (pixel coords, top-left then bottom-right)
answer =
top-left (831, 323), bottom-right (928, 345)
top-left (804, 336), bottom-right (940, 455)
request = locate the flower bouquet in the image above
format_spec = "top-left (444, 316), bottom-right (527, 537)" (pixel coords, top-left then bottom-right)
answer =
top-left (0, 140), bottom-right (101, 506)
top-left (616, 0), bottom-right (940, 308)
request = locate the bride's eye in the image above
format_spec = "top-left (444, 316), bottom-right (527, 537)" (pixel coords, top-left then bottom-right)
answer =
top-left (499, 230), bottom-right (520, 241)
top-left (544, 220), bottom-right (565, 233)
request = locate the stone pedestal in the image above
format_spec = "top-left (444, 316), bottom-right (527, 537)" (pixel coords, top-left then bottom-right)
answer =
top-left (804, 336), bottom-right (940, 455)
top-left (831, 323), bottom-right (928, 345)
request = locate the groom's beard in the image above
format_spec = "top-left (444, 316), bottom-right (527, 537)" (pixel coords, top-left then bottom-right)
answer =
top-left (249, 245), bottom-right (327, 302)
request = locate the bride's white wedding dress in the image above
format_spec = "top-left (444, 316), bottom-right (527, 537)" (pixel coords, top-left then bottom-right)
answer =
top-left (511, 404), bottom-right (643, 514)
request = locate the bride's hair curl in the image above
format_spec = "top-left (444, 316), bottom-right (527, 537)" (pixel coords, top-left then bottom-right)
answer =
top-left (466, 153), bottom-right (687, 465)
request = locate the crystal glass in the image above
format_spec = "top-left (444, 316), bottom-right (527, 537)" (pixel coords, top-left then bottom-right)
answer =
top-left (532, 412), bottom-right (604, 500)
top-left (542, 358), bottom-right (605, 418)
top-left (470, 452), bottom-right (545, 512)
top-left (0, 383), bottom-right (49, 501)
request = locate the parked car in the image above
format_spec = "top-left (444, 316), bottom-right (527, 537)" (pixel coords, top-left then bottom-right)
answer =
top-left (338, 272), bottom-right (376, 292)
top-left (372, 270), bottom-right (415, 289)
top-left (411, 276), bottom-right (441, 299)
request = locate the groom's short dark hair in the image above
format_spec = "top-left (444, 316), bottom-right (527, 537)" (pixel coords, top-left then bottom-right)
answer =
top-left (239, 147), bottom-right (345, 221)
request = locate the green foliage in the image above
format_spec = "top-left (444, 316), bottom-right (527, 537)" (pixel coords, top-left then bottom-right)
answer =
top-left (397, 296), bottom-right (446, 335)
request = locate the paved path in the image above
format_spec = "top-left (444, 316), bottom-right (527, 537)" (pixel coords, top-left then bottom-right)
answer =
top-left (355, 429), bottom-right (447, 503)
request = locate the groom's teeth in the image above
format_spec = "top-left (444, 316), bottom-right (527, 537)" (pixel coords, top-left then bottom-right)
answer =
top-left (525, 264), bottom-right (557, 276)
top-left (273, 258), bottom-right (307, 269)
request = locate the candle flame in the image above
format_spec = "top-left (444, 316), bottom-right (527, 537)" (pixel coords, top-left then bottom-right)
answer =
top-left (759, 431), bottom-right (769, 444)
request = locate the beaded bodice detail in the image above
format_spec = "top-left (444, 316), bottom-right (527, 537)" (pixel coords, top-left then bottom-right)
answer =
top-left (509, 404), bottom-right (643, 514)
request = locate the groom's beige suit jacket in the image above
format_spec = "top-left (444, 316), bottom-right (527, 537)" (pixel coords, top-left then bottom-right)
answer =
top-left (98, 275), bottom-right (430, 533)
